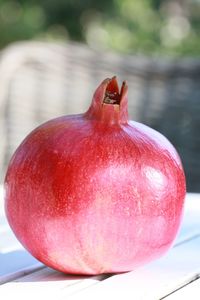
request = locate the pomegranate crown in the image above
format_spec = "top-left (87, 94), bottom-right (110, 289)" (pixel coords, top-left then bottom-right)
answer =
top-left (85, 76), bottom-right (128, 124)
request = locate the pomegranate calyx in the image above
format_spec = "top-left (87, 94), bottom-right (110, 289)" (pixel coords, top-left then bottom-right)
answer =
top-left (103, 77), bottom-right (127, 106)
top-left (104, 76), bottom-right (120, 105)
top-left (85, 76), bottom-right (128, 125)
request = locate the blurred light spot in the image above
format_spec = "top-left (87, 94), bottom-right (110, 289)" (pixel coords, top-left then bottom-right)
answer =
top-left (23, 6), bottom-right (46, 29)
top-left (85, 21), bottom-right (110, 50)
top-left (160, 16), bottom-right (191, 47)
top-left (0, 1), bottom-right (22, 23)
top-left (104, 22), bottom-right (133, 52)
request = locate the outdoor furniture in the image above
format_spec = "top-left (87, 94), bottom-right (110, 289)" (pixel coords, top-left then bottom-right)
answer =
top-left (0, 41), bottom-right (200, 190)
top-left (0, 186), bottom-right (200, 299)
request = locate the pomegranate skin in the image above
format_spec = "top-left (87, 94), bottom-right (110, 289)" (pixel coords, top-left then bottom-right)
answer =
top-left (4, 78), bottom-right (186, 275)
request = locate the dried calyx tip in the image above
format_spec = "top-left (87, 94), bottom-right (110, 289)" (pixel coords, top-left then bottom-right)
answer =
top-left (103, 77), bottom-right (127, 105)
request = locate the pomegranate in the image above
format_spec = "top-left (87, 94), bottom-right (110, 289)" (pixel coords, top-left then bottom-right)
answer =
top-left (4, 77), bottom-right (186, 275)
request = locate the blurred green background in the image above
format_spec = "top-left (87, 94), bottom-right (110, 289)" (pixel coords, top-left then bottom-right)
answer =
top-left (0, 0), bottom-right (199, 56)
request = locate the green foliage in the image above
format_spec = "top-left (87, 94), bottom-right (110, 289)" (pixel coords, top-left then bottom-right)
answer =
top-left (0, 0), bottom-right (199, 56)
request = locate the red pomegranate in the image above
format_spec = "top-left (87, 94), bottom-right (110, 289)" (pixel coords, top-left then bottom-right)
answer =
top-left (4, 77), bottom-right (186, 275)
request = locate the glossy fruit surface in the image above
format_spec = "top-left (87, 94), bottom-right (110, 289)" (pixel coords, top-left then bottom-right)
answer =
top-left (4, 77), bottom-right (186, 275)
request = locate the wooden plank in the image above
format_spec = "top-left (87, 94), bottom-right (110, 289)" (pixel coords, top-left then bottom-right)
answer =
top-left (0, 224), bottom-right (43, 281)
top-left (175, 193), bottom-right (200, 245)
top-left (0, 264), bottom-right (44, 285)
top-left (0, 251), bottom-right (43, 282)
top-left (0, 186), bottom-right (43, 281)
top-left (0, 207), bottom-right (43, 281)
top-left (0, 267), bottom-right (106, 300)
top-left (68, 235), bottom-right (200, 300)
top-left (164, 278), bottom-right (200, 299)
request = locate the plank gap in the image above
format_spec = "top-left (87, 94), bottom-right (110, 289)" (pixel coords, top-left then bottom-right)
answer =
top-left (160, 274), bottom-right (200, 299)
top-left (174, 233), bottom-right (200, 248)
top-left (0, 264), bottom-right (45, 285)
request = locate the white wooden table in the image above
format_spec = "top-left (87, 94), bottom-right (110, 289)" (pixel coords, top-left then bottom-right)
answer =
top-left (1, 185), bottom-right (200, 300)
